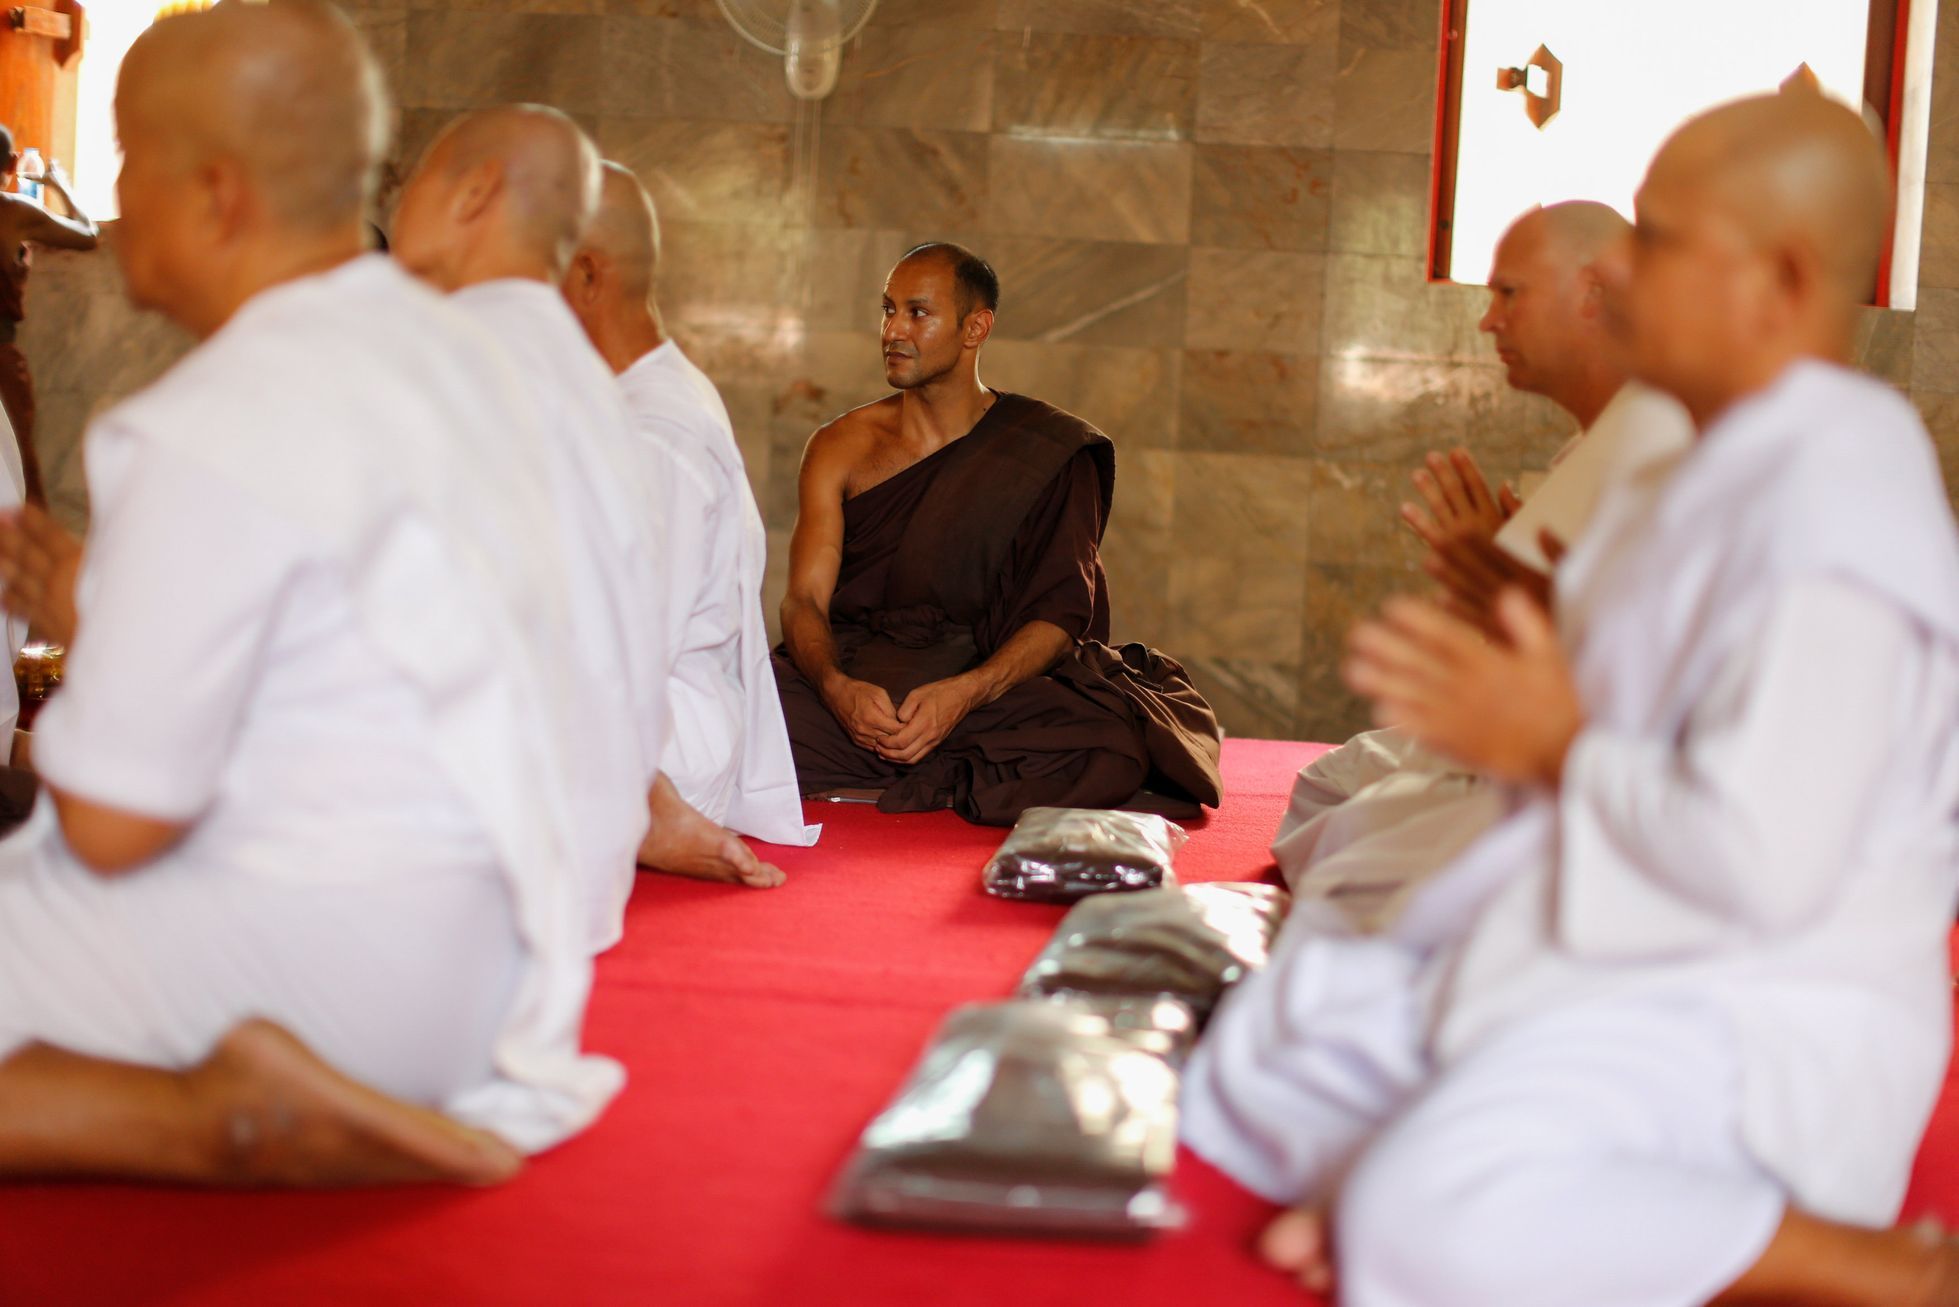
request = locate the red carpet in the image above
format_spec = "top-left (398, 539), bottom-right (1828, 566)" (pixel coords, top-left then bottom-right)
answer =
top-left (1, 738), bottom-right (1955, 1306)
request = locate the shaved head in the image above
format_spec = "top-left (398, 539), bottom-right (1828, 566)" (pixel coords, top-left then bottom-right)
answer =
top-left (117, 0), bottom-right (388, 234)
top-left (110, 1), bottom-right (387, 334)
top-left (579, 162), bottom-right (661, 300)
top-left (1609, 92), bottom-right (1891, 422)
top-left (1649, 93), bottom-right (1891, 302)
top-left (1479, 201), bottom-right (1630, 414)
top-left (397, 105), bottom-right (601, 279)
top-left (1522, 200), bottom-right (1631, 265)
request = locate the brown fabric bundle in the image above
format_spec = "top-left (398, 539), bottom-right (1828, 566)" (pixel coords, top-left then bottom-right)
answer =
top-left (981, 806), bottom-right (1186, 903)
top-left (1017, 883), bottom-right (1290, 1022)
top-left (830, 1000), bottom-right (1186, 1238)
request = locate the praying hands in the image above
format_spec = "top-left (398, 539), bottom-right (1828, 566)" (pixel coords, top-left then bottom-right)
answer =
top-left (1400, 446), bottom-right (1562, 631)
top-left (1341, 587), bottom-right (1585, 789)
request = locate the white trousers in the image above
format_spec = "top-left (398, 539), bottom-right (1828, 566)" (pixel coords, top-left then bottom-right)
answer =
top-left (1272, 731), bottom-right (1504, 934)
top-left (1182, 933), bottom-right (1785, 1307)
top-left (0, 804), bottom-right (524, 1109)
top-left (663, 674), bottom-right (742, 827)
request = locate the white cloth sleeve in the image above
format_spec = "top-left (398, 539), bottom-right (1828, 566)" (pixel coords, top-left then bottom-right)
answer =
top-left (1555, 579), bottom-right (1928, 951)
top-left (33, 446), bottom-right (299, 822)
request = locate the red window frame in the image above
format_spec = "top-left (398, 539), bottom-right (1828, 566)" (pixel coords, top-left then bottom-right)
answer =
top-left (1427, 0), bottom-right (1914, 305)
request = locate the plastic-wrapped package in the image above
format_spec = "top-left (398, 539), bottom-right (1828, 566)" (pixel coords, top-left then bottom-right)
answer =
top-left (830, 1000), bottom-right (1187, 1237)
top-left (981, 807), bottom-right (1188, 903)
top-left (1018, 883), bottom-right (1290, 1022)
top-left (1027, 992), bottom-right (1200, 1065)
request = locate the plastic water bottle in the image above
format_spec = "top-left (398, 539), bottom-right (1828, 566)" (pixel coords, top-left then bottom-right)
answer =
top-left (15, 149), bottom-right (43, 206)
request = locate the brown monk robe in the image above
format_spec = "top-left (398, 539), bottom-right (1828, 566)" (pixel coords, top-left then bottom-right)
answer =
top-left (773, 246), bottom-right (1221, 825)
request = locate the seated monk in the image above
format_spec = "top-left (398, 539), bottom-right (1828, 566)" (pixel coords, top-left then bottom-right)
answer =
top-left (0, 4), bottom-right (622, 1185)
top-left (1271, 201), bottom-right (1693, 931)
top-left (773, 243), bottom-right (1222, 825)
top-left (561, 162), bottom-right (816, 883)
top-left (390, 105), bottom-right (716, 947)
top-left (1185, 93), bottom-right (1959, 1305)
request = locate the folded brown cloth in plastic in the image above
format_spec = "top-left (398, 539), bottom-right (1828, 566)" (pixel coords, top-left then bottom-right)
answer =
top-left (830, 1000), bottom-right (1186, 1238)
top-left (981, 807), bottom-right (1187, 902)
top-left (1017, 882), bottom-right (1290, 1022)
top-left (1029, 992), bottom-right (1200, 1065)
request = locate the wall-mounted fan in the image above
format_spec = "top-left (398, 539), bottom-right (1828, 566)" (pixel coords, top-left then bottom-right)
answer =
top-left (714, 0), bottom-right (881, 101)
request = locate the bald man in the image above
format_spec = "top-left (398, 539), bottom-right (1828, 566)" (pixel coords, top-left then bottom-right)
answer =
top-left (0, 3), bottom-right (627, 1186)
top-left (774, 243), bottom-right (1223, 825)
top-left (1184, 93), bottom-right (1959, 1305)
top-left (1271, 201), bottom-right (1693, 930)
top-left (392, 106), bottom-right (701, 944)
top-left (561, 163), bottom-right (816, 878)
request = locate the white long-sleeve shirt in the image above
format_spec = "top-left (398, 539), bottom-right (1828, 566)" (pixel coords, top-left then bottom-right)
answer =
top-left (1423, 361), bottom-right (1959, 1223)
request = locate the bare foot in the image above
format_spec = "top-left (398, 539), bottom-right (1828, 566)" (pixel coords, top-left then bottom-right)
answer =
top-left (1259, 1205), bottom-right (1335, 1296)
top-left (191, 1019), bottom-right (522, 1188)
top-left (638, 793), bottom-right (785, 889)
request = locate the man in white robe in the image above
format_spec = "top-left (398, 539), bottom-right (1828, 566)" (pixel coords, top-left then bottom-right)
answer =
top-left (1274, 203), bottom-right (1692, 931)
top-left (561, 163), bottom-right (818, 883)
top-left (0, 3), bottom-right (625, 1185)
top-left (390, 106), bottom-right (684, 946)
top-left (1184, 93), bottom-right (1959, 1305)
top-left (394, 112), bottom-right (794, 920)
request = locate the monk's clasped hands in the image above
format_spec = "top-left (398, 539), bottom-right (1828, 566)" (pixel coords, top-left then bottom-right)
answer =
top-left (877, 676), bottom-right (979, 766)
top-left (823, 675), bottom-right (904, 753)
top-left (0, 504), bottom-right (82, 647)
top-left (1342, 588), bottom-right (1585, 789)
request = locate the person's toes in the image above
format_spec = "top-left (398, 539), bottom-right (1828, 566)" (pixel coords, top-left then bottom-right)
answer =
top-left (739, 860), bottom-right (786, 889)
top-left (1261, 1207), bottom-right (1324, 1277)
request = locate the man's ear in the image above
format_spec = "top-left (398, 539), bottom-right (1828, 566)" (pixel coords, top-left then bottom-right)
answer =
top-left (201, 156), bottom-right (249, 244)
top-left (451, 160), bottom-right (502, 227)
top-left (564, 248), bottom-right (601, 305)
top-left (1576, 264), bottom-right (1606, 320)
top-left (963, 307), bottom-right (994, 349)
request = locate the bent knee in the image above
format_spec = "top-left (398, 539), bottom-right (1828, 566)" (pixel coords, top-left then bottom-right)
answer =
top-left (1334, 1126), bottom-right (1544, 1307)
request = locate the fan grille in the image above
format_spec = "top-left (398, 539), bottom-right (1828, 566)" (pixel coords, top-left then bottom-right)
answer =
top-left (715, 0), bottom-right (879, 57)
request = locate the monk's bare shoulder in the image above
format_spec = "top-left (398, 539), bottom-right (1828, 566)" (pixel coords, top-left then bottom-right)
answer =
top-left (805, 396), bottom-right (905, 497)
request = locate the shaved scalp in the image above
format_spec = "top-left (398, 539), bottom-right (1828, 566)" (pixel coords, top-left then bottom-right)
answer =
top-left (1532, 200), bottom-right (1631, 264)
top-left (897, 241), bottom-right (999, 320)
top-left (118, 0), bottom-right (389, 233)
top-left (581, 161), bottom-right (661, 298)
top-left (1654, 93), bottom-right (1892, 302)
top-left (429, 105), bottom-right (601, 273)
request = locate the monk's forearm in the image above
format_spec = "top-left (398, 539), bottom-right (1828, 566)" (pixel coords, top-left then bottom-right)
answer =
top-left (960, 620), bottom-right (1073, 709)
top-left (780, 597), bottom-right (847, 698)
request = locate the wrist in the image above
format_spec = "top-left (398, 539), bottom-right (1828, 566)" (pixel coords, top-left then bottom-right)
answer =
top-left (1535, 713), bottom-right (1584, 789)
top-left (955, 667), bottom-right (997, 711)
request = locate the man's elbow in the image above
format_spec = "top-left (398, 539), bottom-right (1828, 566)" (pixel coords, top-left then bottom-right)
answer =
top-left (780, 591), bottom-right (822, 634)
top-left (50, 790), bottom-right (186, 876)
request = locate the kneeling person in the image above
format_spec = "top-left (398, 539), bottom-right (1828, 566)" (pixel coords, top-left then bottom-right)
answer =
top-left (562, 163), bottom-right (816, 879)
top-left (774, 244), bottom-right (1222, 825)
top-left (0, 4), bottom-right (621, 1186)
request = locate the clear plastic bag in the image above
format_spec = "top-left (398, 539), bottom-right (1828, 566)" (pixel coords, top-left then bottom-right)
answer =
top-left (1018, 883), bottom-right (1291, 1022)
top-left (830, 1000), bottom-right (1187, 1237)
top-left (1027, 992), bottom-right (1200, 1065)
top-left (981, 807), bottom-right (1188, 903)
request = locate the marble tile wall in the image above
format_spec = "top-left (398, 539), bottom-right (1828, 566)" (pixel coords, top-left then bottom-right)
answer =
top-left (19, 0), bottom-right (1959, 745)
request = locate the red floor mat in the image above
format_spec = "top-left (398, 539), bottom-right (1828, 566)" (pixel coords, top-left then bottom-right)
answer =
top-left (1, 738), bottom-right (1953, 1306)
